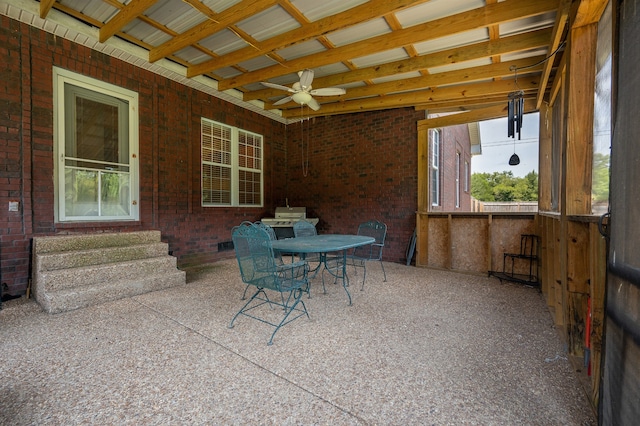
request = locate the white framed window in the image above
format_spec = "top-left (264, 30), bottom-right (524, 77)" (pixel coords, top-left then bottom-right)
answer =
top-left (455, 152), bottom-right (461, 208)
top-left (431, 129), bottom-right (441, 206)
top-left (201, 118), bottom-right (263, 207)
top-left (53, 67), bottom-right (139, 222)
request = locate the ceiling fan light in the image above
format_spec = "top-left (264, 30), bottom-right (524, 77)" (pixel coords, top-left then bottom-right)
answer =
top-left (292, 91), bottom-right (312, 105)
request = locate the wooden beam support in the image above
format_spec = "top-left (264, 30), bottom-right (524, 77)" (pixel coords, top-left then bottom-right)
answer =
top-left (252, 56), bottom-right (544, 105)
top-left (538, 102), bottom-right (553, 211)
top-left (149, 0), bottom-right (279, 62)
top-left (184, 0), bottom-right (426, 72)
top-left (216, 0), bottom-right (559, 88)
top-left (282, 76), bottom-right (540, 119)
top-left (536, 0), bottom-right (571, 109)
top-left (268, 28), bottom-right (551, 102)
top-left (565, 23), bottom-right (597, 215)
top-left (416, 99), bottom-right (537, 130)
top-left (100, 0), bottom-right (159, 43)
top-left (572, 0), bottom-right (609, 28)
top-left (39, 0), bottom-right (55, 19)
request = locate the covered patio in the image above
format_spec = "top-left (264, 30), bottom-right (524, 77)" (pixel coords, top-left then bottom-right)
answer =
top-left (1, 260), bottom-right (594, 424)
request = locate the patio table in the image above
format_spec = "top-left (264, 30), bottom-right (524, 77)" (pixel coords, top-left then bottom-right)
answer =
top-left (271, 234), bottom-right (375, 305)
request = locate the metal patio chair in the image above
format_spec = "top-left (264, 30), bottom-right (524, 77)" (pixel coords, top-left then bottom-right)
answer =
top-left (230, 221), bottom-right (310, 345)
top-left (293, 220), bottom-right (322, 278)
top-left (347, 220), bottom-right (388, 290)
top-left (236, 221), bottom-right (285, 300)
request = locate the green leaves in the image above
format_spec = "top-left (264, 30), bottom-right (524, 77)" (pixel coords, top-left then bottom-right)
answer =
top-left (471, 171), bottom-right (538, 202)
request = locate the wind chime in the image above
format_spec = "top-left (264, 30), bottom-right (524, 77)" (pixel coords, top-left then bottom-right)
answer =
top-left (507, 65), bottom-right (524, 166)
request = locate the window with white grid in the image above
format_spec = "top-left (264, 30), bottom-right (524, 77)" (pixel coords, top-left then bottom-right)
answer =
top-left (53, 67), bottom-right (139, 222)
top-left (201, 118), bottom-right (263, 207)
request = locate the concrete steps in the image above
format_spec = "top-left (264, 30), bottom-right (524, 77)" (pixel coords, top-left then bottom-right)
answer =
top-left (32, 231), bottom-right (186, 313)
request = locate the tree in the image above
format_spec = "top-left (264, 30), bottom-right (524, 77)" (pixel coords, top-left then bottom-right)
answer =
top-left (592, 153), bottom-right (610, 203)
top-left (471, 171), bottom-right (538, 202)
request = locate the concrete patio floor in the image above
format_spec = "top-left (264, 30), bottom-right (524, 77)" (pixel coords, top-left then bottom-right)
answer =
top-left (1, 259), bottom-right (596, 425)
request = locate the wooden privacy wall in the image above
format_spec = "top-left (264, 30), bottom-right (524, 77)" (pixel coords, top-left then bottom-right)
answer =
top-left (417, 211), bottom-right (607, 408)
top-left (416, 213), bottom-right (536, 275)
top-left (538, 214), bottom-right (606, 406)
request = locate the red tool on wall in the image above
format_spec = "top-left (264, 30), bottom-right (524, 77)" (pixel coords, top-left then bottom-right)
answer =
top-left (585, 297), bottom-right (592, 376)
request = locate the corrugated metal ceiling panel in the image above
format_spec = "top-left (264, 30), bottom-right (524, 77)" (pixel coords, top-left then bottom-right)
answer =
top-left (14, 0), bottom-right (568, 120)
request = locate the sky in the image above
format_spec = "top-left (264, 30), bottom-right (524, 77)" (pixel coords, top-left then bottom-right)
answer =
top-left (474, 112), bottom-right (540, 178)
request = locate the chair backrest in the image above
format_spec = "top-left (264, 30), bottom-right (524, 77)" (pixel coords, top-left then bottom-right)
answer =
top-left (293, 220), bottom-right (317, 237)
top-left (520, 234), bottom-right (538, 257)
top-left (255, 221), bottom-right (278, 241)
top-left (232, 221), bottom-right (280, 291)
top-left (354, 220), bottom-right (387, 260)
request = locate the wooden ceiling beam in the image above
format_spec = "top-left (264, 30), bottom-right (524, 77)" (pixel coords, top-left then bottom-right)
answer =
top-left (415, 96), bottom-right (518, 113)
top-left (281, 76), bottom-right (539, 118)
top-left (186, 0), bottom-right (427, 76)
top-left (572, 0), bottom-right (609, 27)
top-left (100, 0), bottom-right (159, 43)
top-left (149, 0), bottom-right (280, 62)
top-left (345, 57), bottom-right (543, 99)
top-left (417, 98), bottom-right (538, 129)
top-left (261, 56), bottom-right (543, 107)
top-left (181, 0), bottom-right (219, 20)
top-left (39, 0), bottom-right (56, 19)
top-left (218, 0), bottom-right (559, 89)
top-left (245, 29), bottom-right (551, 102)
top-left (536, 0), bottom-right (571, 108)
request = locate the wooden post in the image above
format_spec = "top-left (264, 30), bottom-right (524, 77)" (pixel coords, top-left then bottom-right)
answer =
top-left (565, 23), bottom-right (597, 216)
top-left (538, 102), bottom-right (552, 211)
top-left (560, 15), bottom-right (598, 354)
top-left (416, 124), bottom-right (430, 267)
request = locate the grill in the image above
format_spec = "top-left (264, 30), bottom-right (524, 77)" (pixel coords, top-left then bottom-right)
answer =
top-left (261, 207), bottom-right (318, 239)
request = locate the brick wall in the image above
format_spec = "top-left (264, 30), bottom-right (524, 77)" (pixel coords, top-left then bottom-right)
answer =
top-left (1, 17), bottom-right (32, 296)
top-left (0, 16), bottom-right (285, 295)
top-left (429, 125), bottom-right (473, 212)
top-left (1, 15), bottom-right (432, 294)
top-left (284, 110), bottom-right (425, 264)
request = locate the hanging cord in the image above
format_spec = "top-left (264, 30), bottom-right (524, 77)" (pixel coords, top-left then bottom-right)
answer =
top-left (301, 104), bottom-right (309, 177)
top-left (511, 39), bottom-right (567, 73)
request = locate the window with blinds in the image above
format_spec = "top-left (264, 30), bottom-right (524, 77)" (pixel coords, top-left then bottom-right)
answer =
top-left (201, 118), bottom-right (263, 207)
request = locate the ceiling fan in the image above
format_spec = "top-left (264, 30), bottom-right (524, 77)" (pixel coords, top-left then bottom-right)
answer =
top-left (261, 69), bottom-right (346, 111)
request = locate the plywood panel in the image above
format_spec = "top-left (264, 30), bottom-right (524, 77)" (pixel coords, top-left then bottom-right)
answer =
top-left (489, 216), bottom-right (537, 276)
top-left (427, 216), bottom-right (450, 269)
top-left (450, 217), bottom-right (489, 273)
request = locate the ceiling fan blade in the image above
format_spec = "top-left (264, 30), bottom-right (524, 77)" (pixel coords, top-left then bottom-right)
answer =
top-left (273, 95), bottom-right (293, 106)
top-left (306, 97), bottom-right (321, 111)
top-left (261, 81), bottom-right (295, 92)
top-left (299, 69), bottom-right (314, 90)
top-left (310, 87), bottom-right (346, 96)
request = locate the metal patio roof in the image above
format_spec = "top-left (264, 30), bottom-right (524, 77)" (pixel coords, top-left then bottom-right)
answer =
top-left (4, 0), bottom-right (573, 123)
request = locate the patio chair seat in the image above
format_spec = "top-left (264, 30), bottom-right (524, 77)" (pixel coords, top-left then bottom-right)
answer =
top-left (230, 221), bottom-right (310, 345)
top-left (347, 220), bottom-right (387, 290)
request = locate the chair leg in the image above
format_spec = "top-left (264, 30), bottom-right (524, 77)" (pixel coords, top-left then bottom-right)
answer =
top-left (241, 283), bottom-right (251, 300)
top-left (360, 263), bottom-right (367, 291)
top-left (229, 288), bottom-right (268, 329)
top-left (380, 260), bottom-right (387, 282)
top-left (268, 288), bottom-right (309, 346)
